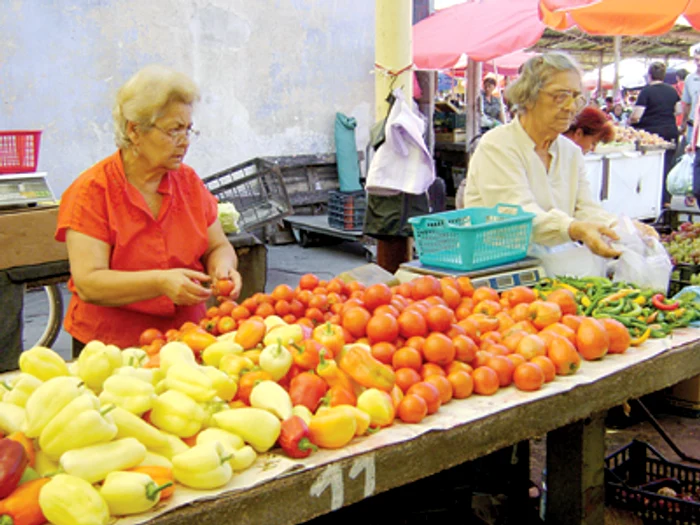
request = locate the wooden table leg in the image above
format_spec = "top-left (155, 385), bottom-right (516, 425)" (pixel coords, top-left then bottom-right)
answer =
top-left (545, 412), bottom-right (606, 525)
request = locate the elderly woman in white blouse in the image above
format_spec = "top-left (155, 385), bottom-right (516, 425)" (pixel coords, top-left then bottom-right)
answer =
top-left (458, 52), bottom-right (623, 258)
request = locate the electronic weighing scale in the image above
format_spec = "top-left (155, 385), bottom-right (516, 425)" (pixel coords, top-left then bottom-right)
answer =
top-left (396, 256), bottom-right (547, 292)
top-left (0, 173), bottom-right (55, 207)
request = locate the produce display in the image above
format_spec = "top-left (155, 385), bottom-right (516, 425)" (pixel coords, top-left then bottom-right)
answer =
top-left (0, 272), bottom-right (698, 523)
top-left (611, 125), bottom-right (673, 148)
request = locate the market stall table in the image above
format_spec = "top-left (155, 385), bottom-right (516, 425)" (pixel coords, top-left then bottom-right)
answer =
top-left (135, 331), bottom-right (700, 525)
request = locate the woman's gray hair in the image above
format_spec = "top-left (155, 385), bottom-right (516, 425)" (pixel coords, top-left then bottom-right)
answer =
top-left (505, 52), bottom-right (582, 111)
top-left (112, 65), bottom-right (200, 149)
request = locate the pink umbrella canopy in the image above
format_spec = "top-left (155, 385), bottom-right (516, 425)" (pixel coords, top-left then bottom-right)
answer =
top-left (413, 0), bottom-right (546, 70)
top-left (450, 49), bottom-right (538, 76)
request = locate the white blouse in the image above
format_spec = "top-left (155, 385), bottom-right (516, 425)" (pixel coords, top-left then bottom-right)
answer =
top-left (460, 117), bottom-right (616, 246)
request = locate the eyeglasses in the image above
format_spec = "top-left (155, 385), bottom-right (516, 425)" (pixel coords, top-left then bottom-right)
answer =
top-left (542, 90), bottom-right (586, 111)
top-left (151, 124), bottom-right (200, 143)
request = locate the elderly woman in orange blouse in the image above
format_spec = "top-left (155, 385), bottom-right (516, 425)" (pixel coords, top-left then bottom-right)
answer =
top-left (56, 65), bottom-right (241, 355)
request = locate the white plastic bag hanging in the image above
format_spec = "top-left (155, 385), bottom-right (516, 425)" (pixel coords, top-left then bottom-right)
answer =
top-left (666, 153), bottom-right (694, 196)
top-left (529, 242), bottom-right (607, 278)
top-left (610, 215), bottom-right (672, 292)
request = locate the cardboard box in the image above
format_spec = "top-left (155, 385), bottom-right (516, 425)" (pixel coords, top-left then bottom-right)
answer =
top-left (666, 375), bottom-right (700, 411)
top-left (0, 206), bottom-right (67, 270)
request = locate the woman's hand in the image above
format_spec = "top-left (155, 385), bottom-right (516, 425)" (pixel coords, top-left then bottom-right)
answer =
top-left (568, 220), bottom-right (622, 258)
top-left (159, 269), bottom-right (212, 305)
top-left (211, 267), bottom-right (243, 301)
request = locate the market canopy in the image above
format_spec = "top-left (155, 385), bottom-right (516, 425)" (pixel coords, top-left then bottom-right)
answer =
top-left (412, 0), bottom-right (545, 70)
top-left (539, 0), bottom-right (700, 34)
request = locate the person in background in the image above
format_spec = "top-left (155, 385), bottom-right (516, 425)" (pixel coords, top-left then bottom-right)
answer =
top-left (56, 65), bottom-right (242, 355)
top-left (480, 76), bottom-right (505, 129)
top-left (630, 61), bottom-right (680, 208)
top-left (680, 46), bottom-right (700, 145)
top-left (602, 96), bottom-right (614, 116)
top-left (610, 102), bottom-right (628, 126)
top-left (563, 106), bottom-right (615, 154)
top-left (676, 68), bottom-right (688, 130)
top-left (459, 52), bottom-right (656, 258)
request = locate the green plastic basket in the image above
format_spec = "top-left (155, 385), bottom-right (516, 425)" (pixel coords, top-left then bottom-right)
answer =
top-left (408, 204), bottom-right (535, 272)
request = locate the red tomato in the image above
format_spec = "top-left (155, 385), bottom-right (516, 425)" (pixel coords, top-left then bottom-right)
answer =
top-left (139, 328), bottom-right (165, 347)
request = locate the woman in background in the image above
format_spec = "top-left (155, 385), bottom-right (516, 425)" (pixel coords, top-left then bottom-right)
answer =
top-left (563, 106), bottom-right (615, 154)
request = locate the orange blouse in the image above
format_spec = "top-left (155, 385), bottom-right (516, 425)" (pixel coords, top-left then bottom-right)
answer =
top-left (56, 151), bottom-right (218, 348)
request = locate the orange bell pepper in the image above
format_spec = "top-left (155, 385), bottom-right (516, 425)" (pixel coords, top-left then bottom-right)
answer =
top-left (6, 432), bottom-right (35, 468)
top-left (308, 407), bottom-right (357, 449)
top-left (0, 476), bottom-right (50, 525)
top-left (338, 345), bottom-right (395, 392)
top-left (316, 351), bottom-right (354, 392)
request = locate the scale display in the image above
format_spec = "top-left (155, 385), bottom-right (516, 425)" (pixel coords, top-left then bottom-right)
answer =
top-left (0, 173), bottom-right (55, 207)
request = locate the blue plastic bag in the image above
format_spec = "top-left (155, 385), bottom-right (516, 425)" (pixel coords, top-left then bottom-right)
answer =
top-left (672, 285), bottom-right (700, 328)
top-left (334, 112), bottom-right (363, 192)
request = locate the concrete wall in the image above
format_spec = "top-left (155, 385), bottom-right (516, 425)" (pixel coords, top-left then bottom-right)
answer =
top-left (1, 0), bottom-right (375, 196)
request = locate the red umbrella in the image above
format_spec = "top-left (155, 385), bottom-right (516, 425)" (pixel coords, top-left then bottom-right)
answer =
top-left (413, 0), bottom-right (546, 70)
top-left (540, 0), bottom-right (700, 34)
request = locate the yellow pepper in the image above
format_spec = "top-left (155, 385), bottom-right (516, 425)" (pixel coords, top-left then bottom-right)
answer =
top-left (262, 315), bottom-right (287, 331)
top-left (599, 289), bottom-right (640, 305)
top-left (121, 347), bottom-right (149, 368)
top-left (100, 470), bottom-right (173, 515)
top-left (150, 390), bottom-right (205, 438)
top-left (77, 340), bottom-right (123, 392)
top-left (34, 449), bottom-right (59, 476)
top-left (172, 441), bottom-right (233, 489)
top-left (212, 407), bottom-right (281, 452)
top-left (199, 398), bottom-right (229, 429)
top-left (164, 363), bottom-right (217, 402)
top-left (218, 354), bottom-right (254, 378)
top-left (630, 327), bottom-right (652, 346)
top-left (60, 437), bottom-right (147, 483)
top-left (263, 323), bottom-right (304, 347)
top-left (249, 380), bottom-right (293, 420)
top-left (201, 340), bottom-right (244, 367)
top-left (1, 373), bottom-right (42, 407)
top-left (39, 394), bottom-right (118, 460)
top-left (18, 346), bottom-right (69, 381)
top-left (195, 428), bottom-right (258, 471)
top-left (258, 343), bottom-right (293, 381)
top-left (113, 365), bottom-right (161, 385)
top-left (356, 388), bottom-right (395, 428)
top-left (138, 451), bottom-right (173, 468)
top-left (159, 341), bottom-right (197, 373)
top-left (230, 445), bottom-right (258, 471)
top-left (580, 295), bottom-right (592, 308)
top-left (99, 375), bottom-right (156, 415)
top-left (111, 406), bottom-right (169, 450)
top-left (201, 366), bottom-right (238, 402)
top-left (308, 406), bottom-right (357, 449)
top-left (292, 405), bottom-right (313, 425)
top-left (149, 431), bottom-right (190, 460)
top-left (0, 402), bottom-right (25, 434)
top-left (633, 295), bottom-right (647, 306)
top-left (318, 405), bottom-right (371, 436)
top-left (23, 376), bottom-right (83, 437)
top-left (39, 473), bottom-right (110, 525)
top-left (196, 427), bottom-right (245, 451)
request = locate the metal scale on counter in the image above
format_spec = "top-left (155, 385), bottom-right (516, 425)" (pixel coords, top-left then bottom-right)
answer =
top-left (0, 173), bottom-right (55, 208)
top-left (396, 256), bottom-right (547, 292)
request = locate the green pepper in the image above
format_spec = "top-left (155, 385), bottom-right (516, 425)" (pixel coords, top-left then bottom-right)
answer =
top-left (619, 303), bottom-right (643, 318)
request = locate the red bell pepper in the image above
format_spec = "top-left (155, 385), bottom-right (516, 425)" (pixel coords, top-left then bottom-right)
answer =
top-left (651, 294), bottom-right (679, 311)
top-left (278, 415), bottom-right (317, 459)
top-left (0, 439), bottom-right (28, 499)
top-left (291, 340), bottom-right (323, 371)
top-left (289, 372), bottom-right (328, 413)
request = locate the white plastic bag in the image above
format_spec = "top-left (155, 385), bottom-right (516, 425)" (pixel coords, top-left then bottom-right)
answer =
top-left (529, 242), bottom-right (607, 278)
top-left (610, 215), bottom-right (672, 292)
top-left (666, 153), bottom-right (694, 196)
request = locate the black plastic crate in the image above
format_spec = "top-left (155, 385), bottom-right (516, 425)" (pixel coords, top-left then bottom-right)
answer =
top-left (605, 440), bottom-right (700, 523)
top-left (669, 264), bottom-right (700, 296)
top-left (328, 190), bottom-right (366, 212)
top-left (202, 158), bottom-right (292, 232)
top-left (328, 209), bottom-right (364, 231)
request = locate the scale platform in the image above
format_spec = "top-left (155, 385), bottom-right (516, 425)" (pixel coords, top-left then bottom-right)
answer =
top-left (396, 256), bottom-right (546, 292)
top-left (0, 173), bottom-right (55, 208)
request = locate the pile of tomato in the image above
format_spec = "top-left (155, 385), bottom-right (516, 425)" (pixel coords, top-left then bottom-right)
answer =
top-left (137, 273), bottom-right (636, 425)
